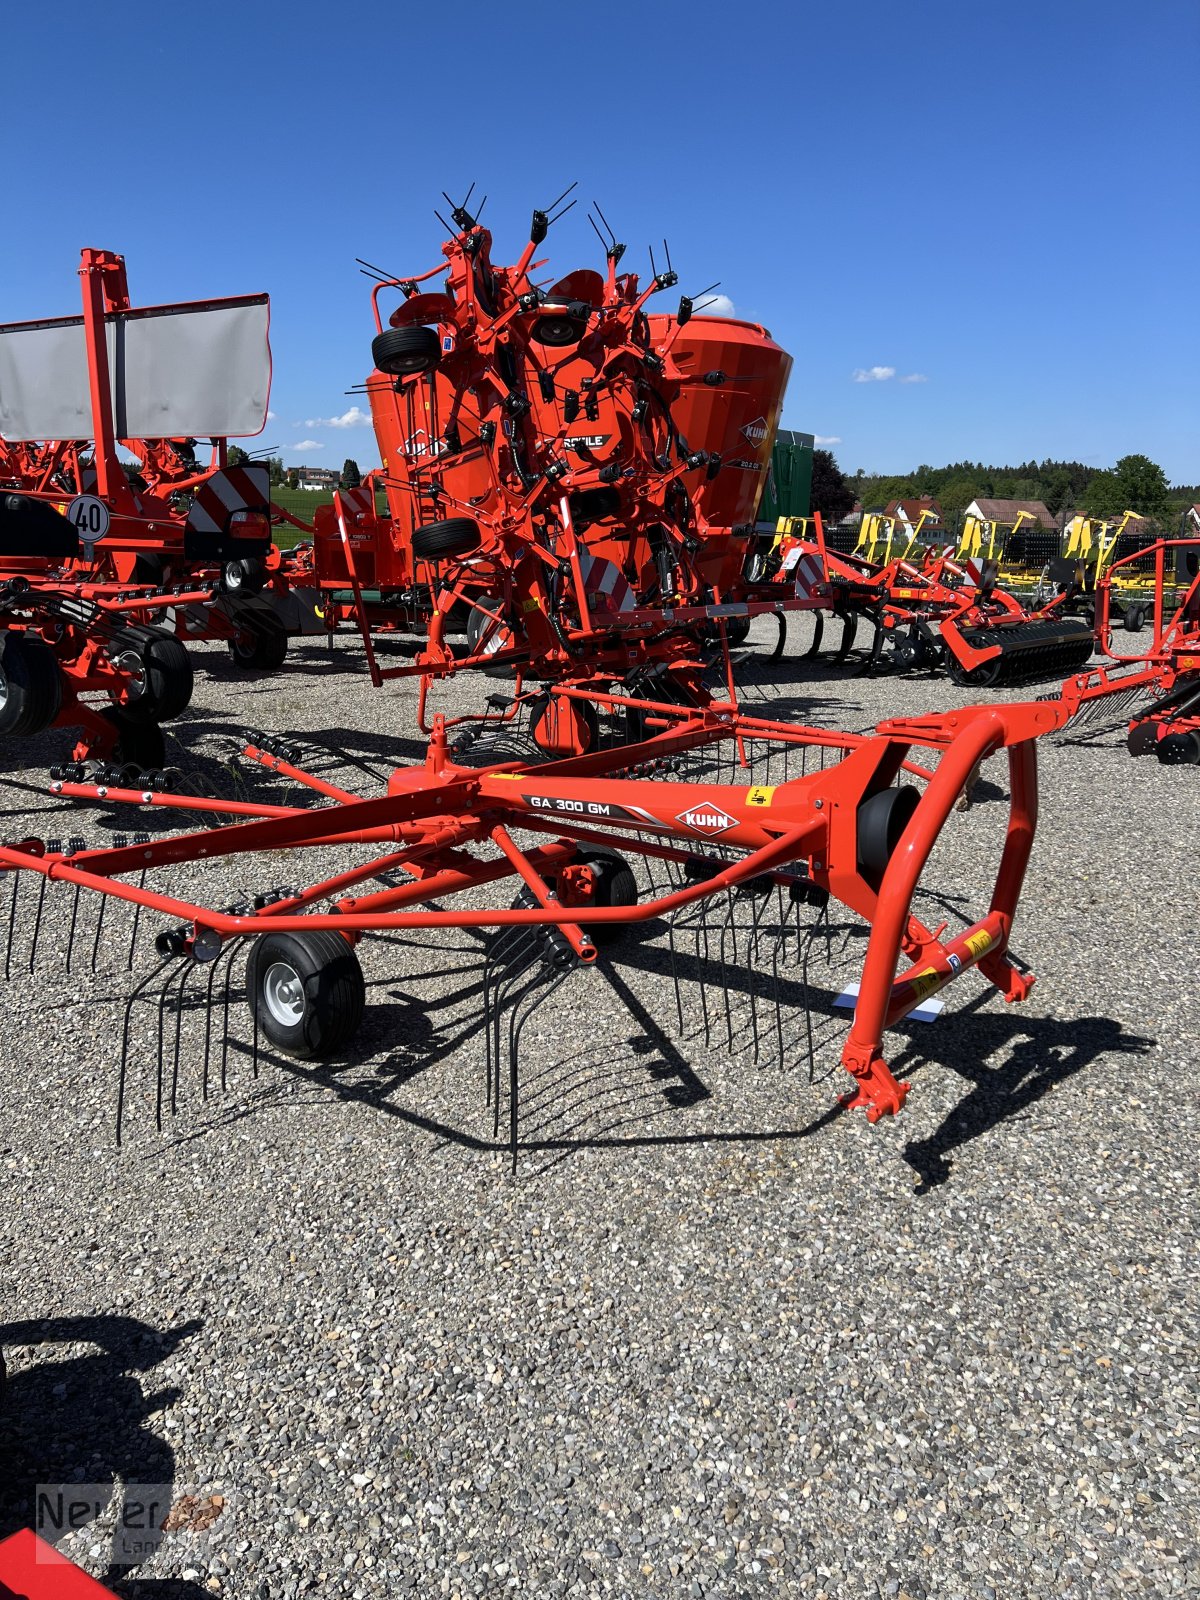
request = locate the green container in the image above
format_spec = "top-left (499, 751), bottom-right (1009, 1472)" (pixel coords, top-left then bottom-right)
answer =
top-left (757, 430), bottom-right (814, 523)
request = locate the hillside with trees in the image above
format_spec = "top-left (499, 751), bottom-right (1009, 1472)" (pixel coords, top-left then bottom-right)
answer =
top-left (838, 453), bottom-right (1196, 525)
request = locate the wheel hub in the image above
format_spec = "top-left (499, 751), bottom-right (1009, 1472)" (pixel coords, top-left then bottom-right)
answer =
top-left (262, 961), bottom-right (306, 1025)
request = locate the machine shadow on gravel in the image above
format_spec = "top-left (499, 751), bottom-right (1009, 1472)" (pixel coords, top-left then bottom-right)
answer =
top-left (0, 1313), bottom-right (209, 1595)
top-left (893, 1006), bottom-right (1156, 1191)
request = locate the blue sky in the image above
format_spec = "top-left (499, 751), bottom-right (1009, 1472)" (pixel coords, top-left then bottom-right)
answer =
top-left (1, 0), bottom-right (1196, 481)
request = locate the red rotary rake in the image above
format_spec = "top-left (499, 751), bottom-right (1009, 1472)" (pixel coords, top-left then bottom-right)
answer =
top-left (0, 683), bottom-right (1078, 1166)
top-left (1047, 538), bottom-right (1200, 765)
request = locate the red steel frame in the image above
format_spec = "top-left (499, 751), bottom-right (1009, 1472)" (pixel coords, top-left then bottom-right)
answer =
top-left (1, 690), bottom-right (1071, 1122)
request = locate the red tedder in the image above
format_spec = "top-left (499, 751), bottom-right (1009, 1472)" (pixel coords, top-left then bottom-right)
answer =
top-left (295, 190), bottom-right (818, 744)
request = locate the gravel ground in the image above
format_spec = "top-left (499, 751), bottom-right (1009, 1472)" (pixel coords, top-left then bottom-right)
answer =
top-left (1, 624), bottom-right (1197, 1599)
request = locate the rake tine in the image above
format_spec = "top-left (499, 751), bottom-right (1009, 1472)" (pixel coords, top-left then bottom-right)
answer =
top-left (4, 870), bottom-right (21, 983)
top-left (27, 873), bottom-right (48, 975)
top-left (127, 871), bottom-right (147, 971)
top-left (154, 960), bottom-right (186, 1132)
top-left (64, 884), bottom-right (83, 975)
top-left (483, 924), bottom-right (528, 1108)
top-left (169, 959), bottom-right (193, 1117)
top-left (718, 894), bottom-right (739, 1052)
top-left (491, 940), bottom-right (542, 1139)
top-left (117, 954), bottom-right (175, 1146)
top-left (90, 887), bottom-right (108, 974)
top-left (509, 962), bottom-right (574, 1172)
top-left (220, 940), bottom-right (244, 1094)
top-left (202, 951), bottom-right (222, 1102)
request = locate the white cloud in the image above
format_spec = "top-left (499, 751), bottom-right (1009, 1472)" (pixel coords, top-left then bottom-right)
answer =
top-left (898, 372), bottom-right (927, 384)
top-left (852, 365), bottom-right (896, 383)
top-left (287, 440), bottom-right (323, 452)
top-left (266, 409), bottom-right (277, 420)
top-left (814, 434), bottom-right (842, 445)
top-left (304, 406), bottom-right (374, 429)
top-left (697, 293), bottom-right (735, 317)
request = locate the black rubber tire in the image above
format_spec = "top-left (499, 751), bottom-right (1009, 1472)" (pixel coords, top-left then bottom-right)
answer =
top-left (411, 517), bottom-right (482, 561)
top-left (568, 485), bottom-right (621, 526)
top-left (100, 706), bottom-right (166, 769)
top-left (109, 626), bottom-right (194, 721)
top-left (529, 303), bottom-right (588, 348)
top-left (1156, 731), bottom-right (1200, 766)
top-left (466, 596), bottom-right (506, 655)
top-left (372, 325), bottom-right (441, 378)
top-left (724, 615), bottom-right (752, 647)
top-left (247, 929), bottom-right (366, 1059)
top-left (570, 846), bottom-right (638, 946)
top-left (1122, 604), bottom-right (1146, 633)
top-left (857, 785), bottom-right (921, 883)
top-left (223, 556), bottom-right (268, 594)
top-left (944, 650), bottom-right (1004, 690)
top-left (228, 615), bottom-right (289, 671)
top-left (0, 633), bottom-right (63, 737)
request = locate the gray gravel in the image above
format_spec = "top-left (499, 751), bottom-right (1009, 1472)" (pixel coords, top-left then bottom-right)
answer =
top-left (1, 624), bottom-right (1197, 1598)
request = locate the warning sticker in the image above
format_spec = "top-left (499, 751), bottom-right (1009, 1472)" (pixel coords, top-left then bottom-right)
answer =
top-left (908, 967), bottom-right (942, 1001)
top-left (745, 786), bottom-right (776, 808)
top-left (965, 927), bottom-right (994, 960)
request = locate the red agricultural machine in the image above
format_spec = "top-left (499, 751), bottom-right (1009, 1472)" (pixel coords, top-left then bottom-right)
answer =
top-left (1048, 538), bottom-right (1200, 765)
top-left (748, 519), bottom-right (1098, 686)
top-left (0, 673), bottom-right (1086, 1166)
top-left (0, 249), bottom-right (299, 762)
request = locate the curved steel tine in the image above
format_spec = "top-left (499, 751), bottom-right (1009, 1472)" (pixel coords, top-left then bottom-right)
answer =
top-left (508, 963), bottom-right (574, 1171)
top-left (127, 871), bottom-right (147, 971)
top-left (169, 959), bottom-right (193, 1117)
top-left (64, 884), bottom-right (83, 975)
top-left (4, 870), bottom-right (22, 982)
top-left (117, 954), bottom-right (176, 1146)
top-left (806, 611), bottom-right (825, 659)
top-left (90, 885), bottom-right (109, 973)
top-left (833, 609), bottom-right (857, 666)
top-left (27, 873), bottom-right (49, 975)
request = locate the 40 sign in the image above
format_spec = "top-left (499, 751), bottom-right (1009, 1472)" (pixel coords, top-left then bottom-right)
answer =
top-left (67, 494), bottom-right (111, 544)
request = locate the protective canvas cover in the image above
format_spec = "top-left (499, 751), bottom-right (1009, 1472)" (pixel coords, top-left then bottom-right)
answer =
top-left (0, 295), bottom-right (270, 441)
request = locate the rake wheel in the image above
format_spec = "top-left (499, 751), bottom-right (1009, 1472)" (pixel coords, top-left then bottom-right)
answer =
top-left (228, 615), bottom-right (289, 671)
top-left (372, 325), bottom-right (441, 377)
top-left (0, 633), bottom-right (62, 736)
top-left (109, 626), bottom-right (194, 721)
top-left (248, 930), bottom-right (366, 1059)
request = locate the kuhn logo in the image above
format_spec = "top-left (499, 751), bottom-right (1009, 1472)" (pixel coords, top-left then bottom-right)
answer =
top-left (740, 416), bottom-right (768, 444)
top-left (677, 805), bottom-right (737, 837)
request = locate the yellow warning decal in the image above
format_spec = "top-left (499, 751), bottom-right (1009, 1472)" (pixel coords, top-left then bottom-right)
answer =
top-left (490, 774), bottom-right (523, 781)
top-left (965, 928), bottom-right (994, 960)
top-left (521, 597), bottom-right (542, 613)
top-left (908, 966), bottom-right (942, 1001)
top-left (745, 786), bottom-right (776, 808)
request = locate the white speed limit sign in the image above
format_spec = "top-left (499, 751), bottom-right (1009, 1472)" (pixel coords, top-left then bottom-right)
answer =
top-left (67, 494), bottom-right (111, 543)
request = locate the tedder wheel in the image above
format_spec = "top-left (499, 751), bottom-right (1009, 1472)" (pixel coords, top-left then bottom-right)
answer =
top-left (856, 785), bottom-right (921, 884)
top-left (100, 706), bottom-right (166, 770)
top-left (724, 615), bottom-right (753, 647)
top-left (223, 556), bottom-right (268, 593)
top-left (248, 929), bottom-right (366, 1059)
top-left (133, 552), bottom-right (168, 587)
top-left (1156, 731), bottom-right (1200, 766)
top-left (529, 695), bottom-right (600, 758)
top-left (568, 846), bottom-right (638, 945)
top-left (371, 325), bottom-right (442, 378)
top-left (1122, 604), bottom-right (1147, 633)
top-left (0, 633), bottom-right (63, 737)
top-left (109, 627), bottom-right (194, 721)
top-left (228, 615), bottom-right (289, 671)
top-left (411, 517), bottom-right (482, 562)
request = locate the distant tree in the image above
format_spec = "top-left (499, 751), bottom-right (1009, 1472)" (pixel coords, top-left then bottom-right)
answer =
top-left (286, 468), bottom-right (300, 490)
top-left (340, 458), bottom-right (362, 489)
top-left (1114, 453), bottom-right (1170, 518)
top-left (268, 456), bottom-right (285, 486)
top-left (938, 476), bottom-right (983, 515)
top-left (1082, 472), bottom-right (1126, 519)
top-left (227, 445), bottom-right (250, 468)
top-left (809, 450), bottom-right (856, 524)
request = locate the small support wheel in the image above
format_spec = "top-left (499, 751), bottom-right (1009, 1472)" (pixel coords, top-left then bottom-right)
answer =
top-left (223, 556), bottom-right (269, 593)
top-left (247, 930), bottom-right (366, 1059)
top-left (411, 517), bottom-right (482, 561)
top-left (372, 325), bottom-right (441, 377)
top-left (109, 626), bottom-right (194, 721)
top-left (564, 846), bottom-right (638, 945)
